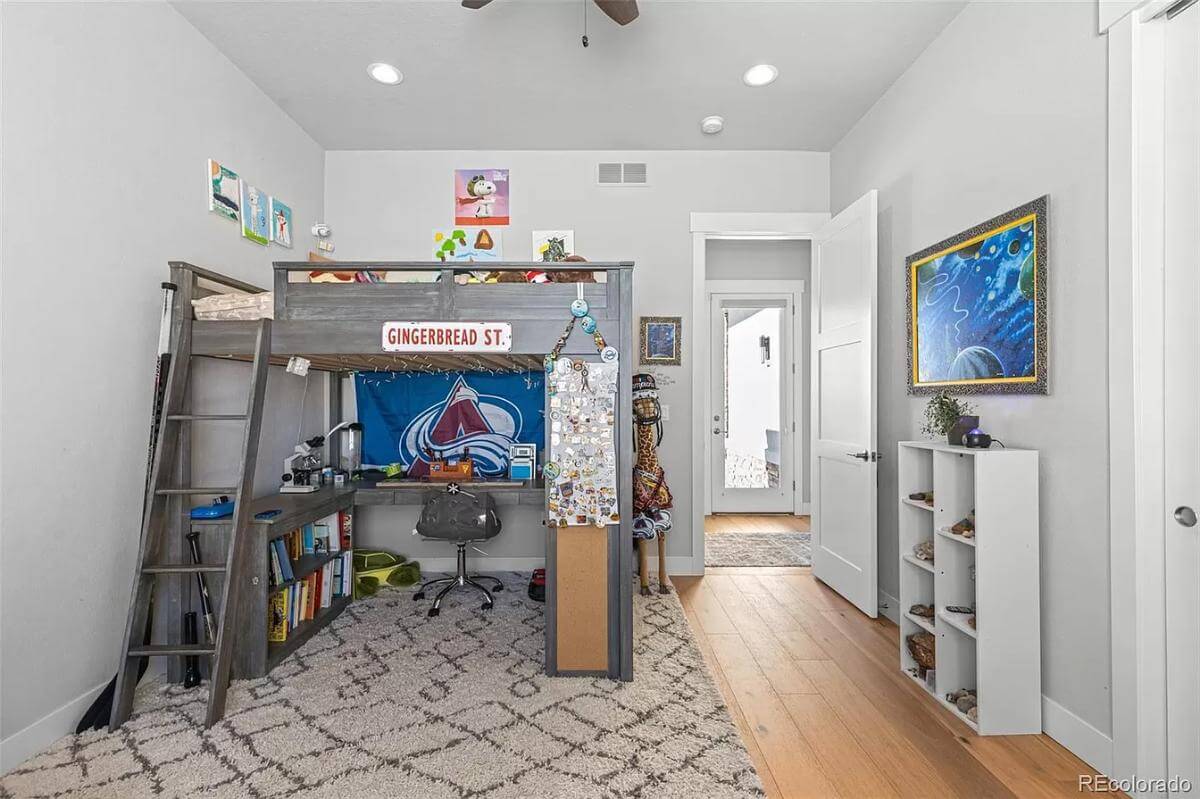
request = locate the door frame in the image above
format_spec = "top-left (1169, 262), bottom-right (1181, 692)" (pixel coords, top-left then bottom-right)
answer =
top-left (705, 281), bottom-right (807, 516)
top-left (1106, 0), bottom-right (1176, 785)
top-left (689, 212), bottom-right (830, 575)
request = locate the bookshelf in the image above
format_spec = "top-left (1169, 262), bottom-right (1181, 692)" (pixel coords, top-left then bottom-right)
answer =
top-left (897, 440), bottom-right (1040, 735)
top-left (231, 488), bottom-right (356, 679)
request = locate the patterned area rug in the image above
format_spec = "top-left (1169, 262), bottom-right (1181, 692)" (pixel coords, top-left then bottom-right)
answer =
top-left (1, 574), bottom-right (763, 799)
top-left (705, 532), bottom-right (812, 567)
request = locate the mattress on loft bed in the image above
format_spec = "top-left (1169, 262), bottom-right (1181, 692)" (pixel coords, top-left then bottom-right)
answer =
top-left (192, 291), bottom-right (273, 320)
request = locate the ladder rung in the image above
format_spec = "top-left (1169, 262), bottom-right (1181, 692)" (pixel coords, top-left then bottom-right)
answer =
top-left (167, 414), bottom-right (248, 421)
top-left (142, 563), bottom-right (226, 574)
top-left (156, 487), bottom-right (237, 495)
top-left (128, 644), bottom-right (215, 658)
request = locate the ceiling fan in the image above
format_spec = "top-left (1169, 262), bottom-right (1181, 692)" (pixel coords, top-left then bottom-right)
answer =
top-left (461, 0), bottom-right (639, 27)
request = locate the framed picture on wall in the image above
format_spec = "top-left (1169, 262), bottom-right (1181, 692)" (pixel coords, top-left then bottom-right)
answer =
top-left (906, 195), bottom-right (1049, 395)
top-left (640, 316), bottom-right (682, 366)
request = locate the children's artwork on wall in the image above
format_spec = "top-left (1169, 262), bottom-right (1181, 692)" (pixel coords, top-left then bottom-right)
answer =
top-left (207, 159), bottom-right (239, 221)
top-left (454, 168), bottom-right (509, 226)
top-left (433, 227), bottom-right (503, 262)
top-left (906, 195), bottom-right (1048, 395)
top-left (533, 230), bottom-right (575, 262)
top-left (239, 181), bottom-right (270, 246)
top-left (269, 197), bottom-right (293, 248)
top-left (639, 316), bottom-right (682, 366)
top-left (354, 371), bottom-right (544, 478)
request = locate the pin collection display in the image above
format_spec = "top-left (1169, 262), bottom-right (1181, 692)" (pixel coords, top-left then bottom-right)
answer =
top-left (543, 292), bottom-right (621, 528)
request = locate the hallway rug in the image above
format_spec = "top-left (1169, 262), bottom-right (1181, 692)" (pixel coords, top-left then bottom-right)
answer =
top-left (705, 531), bottom-right (812, 567)
top-left (0, 574), bottom-right (763, 799)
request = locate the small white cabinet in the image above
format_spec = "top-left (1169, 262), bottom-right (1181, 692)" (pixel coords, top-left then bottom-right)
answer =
top-left (897, 440), bottom-right (1040, 735)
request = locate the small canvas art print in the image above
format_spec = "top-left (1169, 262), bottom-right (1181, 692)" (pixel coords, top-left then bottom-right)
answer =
top-left (454, 169), bottom-right (509, 226)
top-left (239, 181), bottom-right (270, 246)
top-left (907, 196), bottom-right (1048, 395)
top-left (269, 197), bottom-right (293, 248)
top-left (640, 316), bottom-right (682, 366)
top-left (208, 159), bottom-right (239, 221)
top-left (533, 230), bottom-right (574, 262)
top-left (433, 227), bottom-right (503, 262)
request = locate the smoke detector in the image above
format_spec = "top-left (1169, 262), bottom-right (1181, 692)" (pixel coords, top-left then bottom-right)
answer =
top-left (701, 115), bottom-right (725, 135)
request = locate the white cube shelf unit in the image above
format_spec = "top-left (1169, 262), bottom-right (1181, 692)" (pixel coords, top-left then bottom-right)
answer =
top-left (897, 440), bottom-right (1040, 735)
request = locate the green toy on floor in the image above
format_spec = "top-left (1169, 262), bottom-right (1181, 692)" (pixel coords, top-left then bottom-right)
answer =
top-left (353, 549), bottom-right (421, 599)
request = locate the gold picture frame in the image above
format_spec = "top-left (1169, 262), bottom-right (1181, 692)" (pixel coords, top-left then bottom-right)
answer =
top-left (639, 316), bottom-right (681, 366)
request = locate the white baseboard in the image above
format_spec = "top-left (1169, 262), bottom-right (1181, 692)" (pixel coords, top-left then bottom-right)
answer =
top-left (1, 679), bottom-right (109, 775)
top-left (1042, 695), bottom-right (1114, 775)
top-left (878, 588), bottom-right (900, 624)
top-left (793, 502), bottom-right (812, 516)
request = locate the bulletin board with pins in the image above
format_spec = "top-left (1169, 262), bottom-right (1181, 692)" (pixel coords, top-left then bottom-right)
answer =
top-left (543, 289), bottom-right (622, 527)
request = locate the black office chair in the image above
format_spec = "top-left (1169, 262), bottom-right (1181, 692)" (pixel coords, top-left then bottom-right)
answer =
top-left (412, 483), bottom-right (503, 617)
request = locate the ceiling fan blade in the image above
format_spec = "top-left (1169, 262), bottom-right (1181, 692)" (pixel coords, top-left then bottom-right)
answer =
top-left (462, 0), bottom-right (493, 8)
top-left (593, 0), bottom-right (638, 25)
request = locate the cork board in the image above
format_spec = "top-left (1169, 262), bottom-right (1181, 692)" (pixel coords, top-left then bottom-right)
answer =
top-left (555, 527), bottom-right (609, 671)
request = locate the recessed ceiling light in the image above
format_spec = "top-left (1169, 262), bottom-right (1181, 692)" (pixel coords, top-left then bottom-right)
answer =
top-left (701, 115), bottom-right (725, 135)
top-left (367, 62), bottom-right (403, 85)
top-left (742, 64), bottom-right (778, 87)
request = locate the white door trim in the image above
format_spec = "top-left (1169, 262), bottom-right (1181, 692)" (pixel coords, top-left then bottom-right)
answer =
top-left (689, 212), bottom-right (830, 576)
top-left (1107, 5), bottom-right (1169, 787)
top-left (704, 280), bottom-right (807, 516)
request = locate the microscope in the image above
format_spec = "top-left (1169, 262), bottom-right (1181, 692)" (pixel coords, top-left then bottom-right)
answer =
top-left (280, 421), bottom-right (362, 493)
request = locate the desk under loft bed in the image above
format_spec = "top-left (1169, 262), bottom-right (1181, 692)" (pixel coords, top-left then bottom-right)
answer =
top-left (155, 261), bottom-right (636, 709)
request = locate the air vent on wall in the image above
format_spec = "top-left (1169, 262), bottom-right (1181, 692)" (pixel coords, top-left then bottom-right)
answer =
top-left (597, 162), bottom-right (649, 186)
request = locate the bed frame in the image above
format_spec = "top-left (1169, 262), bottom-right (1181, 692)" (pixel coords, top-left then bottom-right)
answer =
top-left (167, 260), bottom-right (636, 683)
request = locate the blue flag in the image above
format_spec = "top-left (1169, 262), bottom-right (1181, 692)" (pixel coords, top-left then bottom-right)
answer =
top-left (355, 371), bottom-right (544, 477)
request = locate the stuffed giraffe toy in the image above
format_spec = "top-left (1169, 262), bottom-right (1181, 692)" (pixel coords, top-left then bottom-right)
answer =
top-left (632, 373), bottom-right (673, 595)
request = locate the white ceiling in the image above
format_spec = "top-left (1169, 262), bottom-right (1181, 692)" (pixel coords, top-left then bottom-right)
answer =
top-left (174, 0), bottom-right (966, 151)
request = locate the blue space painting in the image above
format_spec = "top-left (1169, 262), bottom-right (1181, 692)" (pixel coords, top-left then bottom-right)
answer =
top-left (913, 216), bottom-right (1038, 385)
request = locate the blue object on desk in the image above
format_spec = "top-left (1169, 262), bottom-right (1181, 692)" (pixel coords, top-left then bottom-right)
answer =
top-left (190, 498), bottom-right (234, 519)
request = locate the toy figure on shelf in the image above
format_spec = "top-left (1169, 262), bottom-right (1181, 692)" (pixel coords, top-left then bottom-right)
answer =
top-left (632, 373), bottom-right (673, 595)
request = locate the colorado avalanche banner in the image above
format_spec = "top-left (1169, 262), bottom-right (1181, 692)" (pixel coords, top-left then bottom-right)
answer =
top-left (355, 371), bottom-right (544, 478)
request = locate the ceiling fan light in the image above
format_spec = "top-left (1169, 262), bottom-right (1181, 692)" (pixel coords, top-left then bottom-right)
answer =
top-left (367, 62), bottom-right (403, 85)
top-left (742, 64), bottom-right (778, 87)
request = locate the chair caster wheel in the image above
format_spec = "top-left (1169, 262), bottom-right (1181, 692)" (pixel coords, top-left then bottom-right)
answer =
top-left (413, 592), bottom-right (425, 601)
top-left (428, 607), bottom-right (440, 618)
top-left (492, 585), bottom-right (503, 592)
top-left (481, 602), bottom-right (493, 611)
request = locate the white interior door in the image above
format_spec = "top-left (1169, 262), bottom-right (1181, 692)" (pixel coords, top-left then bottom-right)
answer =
top-left (811, 190), bottom-right (878, 617)
top-left (1165, 3), bottom-right (1199, 790)
top-left (709, 292), bottom-right (794, 513)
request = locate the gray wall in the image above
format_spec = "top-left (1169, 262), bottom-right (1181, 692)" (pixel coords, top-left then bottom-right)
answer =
top-left (0, 1), bottom-right (325, 767)
top-left (324, 150), bottom-right (830, 564)
top-left (705, 239), bottom-right (812, 504)
top-left (830, 1), bottom-right (1110, 736)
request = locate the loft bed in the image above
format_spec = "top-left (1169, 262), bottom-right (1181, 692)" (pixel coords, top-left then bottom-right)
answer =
top-left (165, 260), bottom-right (635, 683)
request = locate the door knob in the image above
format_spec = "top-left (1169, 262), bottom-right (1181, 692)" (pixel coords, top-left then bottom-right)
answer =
top-left (847, 451), bottom-right (869, 461)
top-left (1175, 506), bottom-right (1198, 528)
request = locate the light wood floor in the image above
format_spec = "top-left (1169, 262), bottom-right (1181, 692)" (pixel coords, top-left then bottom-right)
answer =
top-left (706, 513), bottom-right (812, 533)
top-left (675, 567), bottom-right (1111, 799)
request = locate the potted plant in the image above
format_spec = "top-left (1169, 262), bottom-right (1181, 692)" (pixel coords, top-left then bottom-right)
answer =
top-left (921, 391), bottom-right (978, 446)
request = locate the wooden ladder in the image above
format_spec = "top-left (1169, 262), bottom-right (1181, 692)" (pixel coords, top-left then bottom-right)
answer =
top-left (110, 318), bottom-right (271, 729)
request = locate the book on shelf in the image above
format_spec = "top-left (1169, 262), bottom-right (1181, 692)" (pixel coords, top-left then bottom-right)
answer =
top-left (302, 524), bottom-right (315, 555)
top-left (268, 590), bottom-right (288, 643)
top-left (339, 511), bottom-right (352, 551)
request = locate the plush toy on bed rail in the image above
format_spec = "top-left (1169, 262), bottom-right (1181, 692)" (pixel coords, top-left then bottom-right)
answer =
top-left (632, 373), bottom-right (673, 595)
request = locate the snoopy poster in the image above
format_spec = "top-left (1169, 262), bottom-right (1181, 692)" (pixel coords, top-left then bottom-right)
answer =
top-left (454, 168), bottom-right (509, 226)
